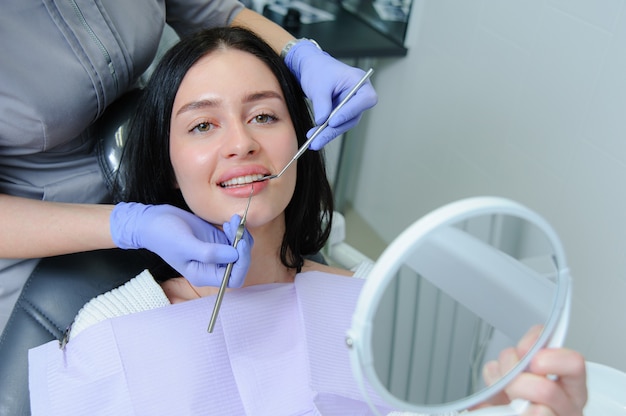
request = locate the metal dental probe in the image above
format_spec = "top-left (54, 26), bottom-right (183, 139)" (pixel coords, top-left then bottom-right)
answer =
top-left (208, 186), bottom-right (253, 333)
top-left (256, 68), bottom-right (374, 182)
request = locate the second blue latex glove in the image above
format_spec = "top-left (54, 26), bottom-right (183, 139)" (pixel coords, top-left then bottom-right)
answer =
top-left (284, 40), bottom-right (378, 150)
top-left (110, 203), bottom-right (252, 288)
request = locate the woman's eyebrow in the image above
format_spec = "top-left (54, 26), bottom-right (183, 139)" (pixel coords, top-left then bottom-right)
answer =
top-left (175, 91), bottom-right (283, 116)
top-left (176, 99), bottom-right (220, 116)
top-left (243, 90), bottom-right (283, 103)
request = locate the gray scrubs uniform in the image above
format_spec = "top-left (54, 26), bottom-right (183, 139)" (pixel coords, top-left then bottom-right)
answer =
top-left (0, 0), bottom-right (244, 331)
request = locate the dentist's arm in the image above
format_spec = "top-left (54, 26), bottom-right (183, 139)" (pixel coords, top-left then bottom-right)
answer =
top-left (0, 194), bottom-right (115, 258)
top-left (231, 8), bottom-right (378, 149)
top-left (0, 194), bottom-right (248, 287)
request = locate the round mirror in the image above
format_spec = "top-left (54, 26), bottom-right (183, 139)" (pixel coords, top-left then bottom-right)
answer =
top-left (347, 197), bottom-right (571, 415)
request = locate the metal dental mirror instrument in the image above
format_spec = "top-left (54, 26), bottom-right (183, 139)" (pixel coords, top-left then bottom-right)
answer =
top-left (257, 68), bottom-right (374, 182)
top-left (208, 187), bottom-right (253, 333)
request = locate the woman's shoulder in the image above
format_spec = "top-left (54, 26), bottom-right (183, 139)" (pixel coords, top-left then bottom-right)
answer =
top-left (301, 258), bottom-right (374, 279)
top-left (301, 258), bottom-right (353, 276)
top-left (68, 270), bottom-right (170, 340)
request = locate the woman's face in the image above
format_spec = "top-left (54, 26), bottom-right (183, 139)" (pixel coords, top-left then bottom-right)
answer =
top-left (169, 49), bottom-right (298, 230)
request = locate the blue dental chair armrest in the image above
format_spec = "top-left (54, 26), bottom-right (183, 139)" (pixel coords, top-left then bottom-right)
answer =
top-left (0, 249), bottom-right (153, 416)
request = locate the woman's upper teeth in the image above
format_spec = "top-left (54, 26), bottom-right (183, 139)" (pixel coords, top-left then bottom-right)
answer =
top-left (221, 174), bottom-right (264, 187)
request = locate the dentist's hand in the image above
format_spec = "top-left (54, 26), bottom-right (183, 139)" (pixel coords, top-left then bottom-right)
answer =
top-left (284, 39), bottom-right (378, 150)
top-left (110, 203), bottom-right (252, 287)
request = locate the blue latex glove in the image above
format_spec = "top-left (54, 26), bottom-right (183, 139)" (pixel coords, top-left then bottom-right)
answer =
top-left (110, 202), bottom-right (252, 288)
top-left (284, 40), bottom-right (378, 150)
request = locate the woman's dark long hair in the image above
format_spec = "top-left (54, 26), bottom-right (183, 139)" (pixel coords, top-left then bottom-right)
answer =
top-left (117, 26), bottom-right (333, 272)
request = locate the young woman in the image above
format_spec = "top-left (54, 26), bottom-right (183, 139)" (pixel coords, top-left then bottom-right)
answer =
top-left (28, 27), bottom-right (586, 416)
top-left (61, 24), bottom-right (354, 339)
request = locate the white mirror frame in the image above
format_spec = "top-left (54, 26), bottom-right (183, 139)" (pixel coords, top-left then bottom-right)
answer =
top-left (347, 196), bottom-right (572, 415)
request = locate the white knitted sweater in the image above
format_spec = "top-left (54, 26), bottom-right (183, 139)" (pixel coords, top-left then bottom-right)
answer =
top-left (68, 270), bottom-right (169, 339)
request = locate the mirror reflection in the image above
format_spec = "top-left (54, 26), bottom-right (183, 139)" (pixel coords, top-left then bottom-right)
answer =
top-left (370, 213), bottom-right (559, 406)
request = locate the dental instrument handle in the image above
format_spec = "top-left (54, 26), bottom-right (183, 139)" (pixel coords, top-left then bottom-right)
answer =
top-left (270, 68), bottom-right (374, 180)
top-left (208, 263), bottom-right (232, 332)
top-left (208, 190), bottom-right (252, 333)
top-left (207, 225), bottom-right (244, 333)
top-left (208, 255), bottom-right (235, 332)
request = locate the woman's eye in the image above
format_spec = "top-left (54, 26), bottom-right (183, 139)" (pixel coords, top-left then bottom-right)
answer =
top-left (252, 113), bottom-right (276, 124)
top-left (191, 122), bottom-right (213, 133)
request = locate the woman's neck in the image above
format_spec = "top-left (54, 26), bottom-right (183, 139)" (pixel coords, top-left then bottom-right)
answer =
top-left (239, 215), bottom-right (296, 286)
top-left (244, 240), bottom-right (296, 286)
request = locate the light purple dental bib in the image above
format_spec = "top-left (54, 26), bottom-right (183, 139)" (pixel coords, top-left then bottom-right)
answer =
top-left (29, 272), bottom-right (392, 416)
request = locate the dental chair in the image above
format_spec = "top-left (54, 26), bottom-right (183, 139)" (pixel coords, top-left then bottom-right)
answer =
top-left (0, 249), bottom-right (155, 415)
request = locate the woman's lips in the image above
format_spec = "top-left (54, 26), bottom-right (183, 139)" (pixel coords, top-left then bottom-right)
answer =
top-left (219, 176), bottom-right (268, 197)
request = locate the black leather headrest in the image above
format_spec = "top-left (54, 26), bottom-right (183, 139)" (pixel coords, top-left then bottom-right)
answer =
top-left (0, 249), bottom-right (151, 416)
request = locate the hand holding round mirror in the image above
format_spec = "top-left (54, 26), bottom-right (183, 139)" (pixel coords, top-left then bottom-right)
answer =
top-left (347, 197), bottom-right (572, 415)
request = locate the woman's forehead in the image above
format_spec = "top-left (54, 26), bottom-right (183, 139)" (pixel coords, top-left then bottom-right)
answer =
top-left (173, 49), bottom-right (282, 109)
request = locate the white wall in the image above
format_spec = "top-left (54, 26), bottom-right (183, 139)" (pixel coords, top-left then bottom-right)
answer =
top-left (352, 0), bottom-right (626, 372)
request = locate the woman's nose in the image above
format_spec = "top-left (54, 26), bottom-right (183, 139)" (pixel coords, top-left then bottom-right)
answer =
top-left (221, 123), bottom-right (260, 158)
